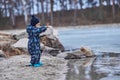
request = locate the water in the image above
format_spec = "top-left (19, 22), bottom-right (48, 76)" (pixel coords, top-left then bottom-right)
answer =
top-left (58, 27), bottom-right (120, 54)
top-left (58, 26), bottom-right (120, 80)
top-left (66, 56), bottom-right (120, 80)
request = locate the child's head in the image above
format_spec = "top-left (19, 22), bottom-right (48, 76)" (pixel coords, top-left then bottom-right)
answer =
top-left (30, 15), bottom-right (40, 27)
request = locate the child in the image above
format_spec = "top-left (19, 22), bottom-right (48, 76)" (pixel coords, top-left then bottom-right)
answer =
top-left (26, 15), bottom-right (47, 67)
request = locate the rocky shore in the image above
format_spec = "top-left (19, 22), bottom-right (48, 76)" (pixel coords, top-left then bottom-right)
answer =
top-left (0, 26), bottom-right (94, 80)
top-left (0, 27), bottom-right (68, 80)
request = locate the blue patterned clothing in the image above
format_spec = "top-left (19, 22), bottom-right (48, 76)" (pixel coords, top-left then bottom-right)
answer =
top-left (26, 25), bottom-right (46, 64)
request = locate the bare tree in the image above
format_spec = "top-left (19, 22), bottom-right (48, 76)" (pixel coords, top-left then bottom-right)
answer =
top-left (98, 0), bottom-right (104, 20)
top-left (78, 0), bottom-right (83, 9)
top-left (21, 0), bottom-right (28, 25)
top-left (50, 0), bottom-right (54, 25)
top-left (86, 0), bottom-right (94, 7)
top-left (36, 0), bottom-right (40, 14)
top-left (45, 0), bottom-right (50, 17)
top-left (40, 0), bottom-right (45, 24)
top-left (69, 0), bottom-right (72, 10)
top-left (106, 0), bottom-right (111, 6)
top-left (117, 0), bottom-right (120, 7)
top-left (3, 0), bottom-right (8, 16)
top-left (9, 0), bottom-right (16, 28)
top-left (60, 0), bottom-right (68, 10)
top-left (31, 0), bottom-right (35, 14)
top-left (73, 0), bottom-right (78, 25)
top-left (112, 0), bottom-right (115, 20)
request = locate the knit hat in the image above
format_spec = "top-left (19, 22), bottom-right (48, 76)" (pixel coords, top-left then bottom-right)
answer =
top-left (30, 15), bottom-right (40, 26)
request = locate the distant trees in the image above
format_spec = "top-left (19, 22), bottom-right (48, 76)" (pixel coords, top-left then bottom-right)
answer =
top-left (0, 0), bottom-right (120, 28)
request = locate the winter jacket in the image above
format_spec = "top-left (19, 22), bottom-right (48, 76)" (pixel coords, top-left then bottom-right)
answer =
top-left (26, 25), bottom-right (46, 55)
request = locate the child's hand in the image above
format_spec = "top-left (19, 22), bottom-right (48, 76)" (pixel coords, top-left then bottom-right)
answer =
top-left (36, 23), bottom-right (41, 28)
top-left (46, 26), bottom-right (49, 28)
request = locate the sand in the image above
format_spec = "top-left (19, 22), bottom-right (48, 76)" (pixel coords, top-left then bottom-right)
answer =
top-left (0, 54), bottom-right (68, 80)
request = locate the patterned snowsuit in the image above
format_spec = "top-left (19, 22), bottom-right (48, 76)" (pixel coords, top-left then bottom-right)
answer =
top-left (26, 25), bottom-right (46, 65)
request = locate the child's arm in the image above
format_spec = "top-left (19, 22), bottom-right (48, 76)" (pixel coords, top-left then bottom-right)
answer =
top-left (32, 26), bottom-right (47, 35)
top-left (27, 25), bottom-right (47, 36)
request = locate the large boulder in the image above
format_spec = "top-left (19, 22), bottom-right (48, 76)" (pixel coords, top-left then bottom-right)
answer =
top-left (12, 27), bottom-right (64, 52)
top-left (12, 38), bottom-right (28, 48)
top-left (0, 34), bottom-right (26, 57)
top-left (12, 38), bottom-right (54, 51)
top-left (12, 38), bottom-right (62, 56)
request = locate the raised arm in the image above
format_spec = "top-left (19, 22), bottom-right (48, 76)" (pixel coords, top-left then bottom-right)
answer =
top-left (27, 25), bottom-right (47, 36)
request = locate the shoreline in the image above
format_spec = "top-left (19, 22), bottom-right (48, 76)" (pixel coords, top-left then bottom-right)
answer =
top-left (55, 23), bottom-right (120, 29)
top-left (0, 54), bottom-right (68, 80)
top-left (0, 23), bottom-right (120, 37)
top-left (0, 23), bottom-right (120, 32)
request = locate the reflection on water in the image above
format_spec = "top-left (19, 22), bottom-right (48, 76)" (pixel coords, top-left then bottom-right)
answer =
top-left (66, 54), bottom-right (120, 80)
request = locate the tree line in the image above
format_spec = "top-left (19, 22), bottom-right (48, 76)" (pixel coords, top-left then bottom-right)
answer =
top-left (0, 0), bottom-right (120, 28)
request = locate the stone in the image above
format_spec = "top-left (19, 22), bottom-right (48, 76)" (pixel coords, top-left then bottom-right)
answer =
top-left (80, 47), bottom-right (94, 57)
top-left (40, 35), bottom-right (65, 52)
top-left (48, 49), bottom-right (60, 56)
top-left (12, 38), bottom-right (28, 48)
top-left (57, 50), bottom-right (83, 59)
top-left (57, 47), bottom-right (95, 59)
top-left (0, 50), bottom-right (6, 57)
top-left (12, 31), bottom-right (28, 40)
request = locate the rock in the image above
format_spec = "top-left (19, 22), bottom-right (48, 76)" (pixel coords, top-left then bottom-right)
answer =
top-left (57, 47), bottom-right (95, 59)
top-left (48, 49), bottom-right (60, 56)
top-left (80, 47), bottom-right (94, 57)
top-left (12, 38), bottom-right (28, 48)
top-left (12, 38), bottom-right (60, 56)
top-left (0, 50), bottom-right (6, 57)
top-left (65, 53), bottom-right (82, 59)
top-left (11, 27), bottom-right (64, 52)
top-left (1, 44), bottom-right (27, 57)
top-left (40, 35), bottom-right (65, 52)
top-left (12, 31), bottom-right (28, 40)
top-left (12, 27), bottom-right (57, 40)
top-left (0, 28), bottom-right (64, 57)
top-left (0, 38), bottom-right (27, 57)
top-left (0, 34), bottom-right (23, 57)
top-left (57, 50), bottom-right (83, 59)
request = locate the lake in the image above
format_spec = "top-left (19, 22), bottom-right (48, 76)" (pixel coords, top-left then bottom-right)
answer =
top-left (58, 26), bottom-right (120, 80)
top-left (58, 26), bottom-right (120, 54)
